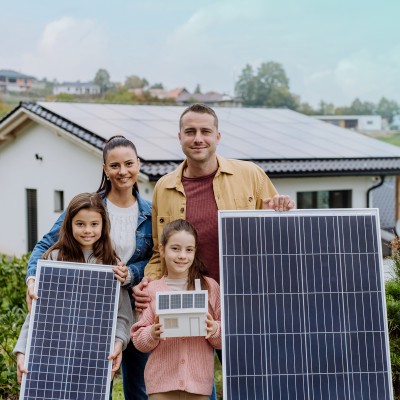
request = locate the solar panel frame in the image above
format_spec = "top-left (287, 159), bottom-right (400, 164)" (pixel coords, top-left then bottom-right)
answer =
top-left (19, 259), bottom-right (120, 400)
top-left (218, 208), bottom-right (394, 400)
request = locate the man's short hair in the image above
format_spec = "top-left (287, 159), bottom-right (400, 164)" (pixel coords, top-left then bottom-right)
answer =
top-left (179, 103), bottom-right (219, 130)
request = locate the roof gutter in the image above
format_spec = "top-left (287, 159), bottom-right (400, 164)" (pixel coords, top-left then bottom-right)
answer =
top-left (366, 175), bottom-right (385, 208)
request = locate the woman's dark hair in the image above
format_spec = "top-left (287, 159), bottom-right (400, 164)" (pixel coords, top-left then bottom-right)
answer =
top-left (43, 192), bottom-right (119, 265)
top-left (97, 135), bottom-right (139, 195)
top-left (160, 219), bottom-right (209, 291)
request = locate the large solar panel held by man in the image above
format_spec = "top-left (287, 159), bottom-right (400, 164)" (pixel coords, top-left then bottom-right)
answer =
top-left (20, 260), bottom-right (120, 400)
top-left (218, 209), bottom-right (393, 400)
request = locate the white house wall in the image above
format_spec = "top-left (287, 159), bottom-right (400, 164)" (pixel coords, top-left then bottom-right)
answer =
top-left (0, 123), bottom-right (103, 256)
top-left (273, 176), bottom-right (372, 208)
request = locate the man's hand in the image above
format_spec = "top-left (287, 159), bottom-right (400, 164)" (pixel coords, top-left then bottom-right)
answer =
top-left (108, 340), bottom-right (123, 379)
top-left (151, 315), bottom-right (165, 340)
top-left (16, 353), bottom-right (28, 384)
top-left (263, 194), bottom-right (295, 212)
top-left (113, 261), bottom-right (128, 284)
top-left (205, 312), bottom-right (218, 339)
top-left (26, 278), bottom-right (38, 313)
top-left (132, 277), bottom-right (151, 312)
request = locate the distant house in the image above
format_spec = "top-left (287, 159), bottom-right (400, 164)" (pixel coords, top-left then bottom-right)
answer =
top-left (0, 69), bottom-right (36, 92)
top-left (1, 102), bottom-right (400, 256)
top-left (130, 87), bottom-right (240, 106)
top-left (314, 115), bottom-right (382, 132)
top-left (53, 82), bottom-right (101, 96)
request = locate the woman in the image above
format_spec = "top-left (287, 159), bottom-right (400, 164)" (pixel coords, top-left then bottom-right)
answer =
top-left (26, 135), bottom-right (153, 400)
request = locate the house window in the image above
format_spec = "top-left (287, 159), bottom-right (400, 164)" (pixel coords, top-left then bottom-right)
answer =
top-left (297, 190), bottom-right (352, 209)
top-left (54, 190), bottom-right (64, 212)
top-left (164, 318), bottom-right (178, 329)
top-left (26, 189), bottom-right (38, 252)
top-left (344, 119), bottom-right (357, 129)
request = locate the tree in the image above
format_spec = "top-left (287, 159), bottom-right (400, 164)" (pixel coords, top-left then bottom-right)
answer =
top-left (194, 84), bottom-right (202, 94)
top-left (150, 82), bottom-right (164, 89)
top-left (124, 75), bottom-right (149, 90)
top-left (94, 69), bottom-right (111, 94)
top-left (318, 100), bottom-right (336, 115)
top-left (235, 64), bottom-right (257, 106)
top-left (377, 97), bottom-right (400, 124)
top-left (235, 62), bottom-right (297, 109)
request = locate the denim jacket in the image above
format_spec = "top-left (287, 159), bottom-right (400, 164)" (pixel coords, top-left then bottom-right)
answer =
top-left (27, 190), bottom-right (153, 289)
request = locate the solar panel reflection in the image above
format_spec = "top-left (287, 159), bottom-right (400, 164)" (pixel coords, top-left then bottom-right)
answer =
top-left (219, 209), bottom-right (393, 400)
top-left (20, 260), bottom-right (119, 400)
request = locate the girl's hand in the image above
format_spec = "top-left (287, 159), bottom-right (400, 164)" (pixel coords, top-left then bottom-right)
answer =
top-left (151, 315), bottom-right (165, 341)
top-left (205, 312), bottom-right (218, 339)
top-left (16, 353), bottom-right (28, 384)
top-left (113, 262), bottom-right (128, 284)
top-left (26, 278), bottom-right (38, 313)
top-left (108, 340), bottom-right (123, 379)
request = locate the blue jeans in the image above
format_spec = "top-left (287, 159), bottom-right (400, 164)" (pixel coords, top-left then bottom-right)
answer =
top-left (121, 340), bottom-right (149, 400)
top-left (209, 382), bottom-right (217, 400)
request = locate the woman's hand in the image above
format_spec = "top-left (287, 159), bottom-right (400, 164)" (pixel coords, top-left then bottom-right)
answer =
top-left (205, 312), bottom-right (218, 339)
top-left (113, 262), bottom-right (128, 284)
top-left (16, 353), bottom-right (28, 384)
top-left (108, 340), bottom-right (123, 379)
top-left (26, 278), bottom-right (38, 313)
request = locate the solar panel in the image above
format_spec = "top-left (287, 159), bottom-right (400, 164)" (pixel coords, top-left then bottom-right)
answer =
top-left (218, 209), bottom-right (393, 400)
top-left (20, 259), bottom-right (120, 400)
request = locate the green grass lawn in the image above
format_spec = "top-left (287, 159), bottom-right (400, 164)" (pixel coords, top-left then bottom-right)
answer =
top-left (378, 132), bottom-right (400, 146)
top-left (112, 354), bottom-right (223, 399)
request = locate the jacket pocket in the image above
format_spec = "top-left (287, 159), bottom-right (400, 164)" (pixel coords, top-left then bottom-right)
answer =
top-left (234, 196), bottom-right (256, 209)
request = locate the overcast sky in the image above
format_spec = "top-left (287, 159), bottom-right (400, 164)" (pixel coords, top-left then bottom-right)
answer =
top-left (1, 0), bottom-right (399, 107)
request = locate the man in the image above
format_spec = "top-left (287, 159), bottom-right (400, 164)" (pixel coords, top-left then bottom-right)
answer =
top-left (134, 103), bottom-right (295, 303)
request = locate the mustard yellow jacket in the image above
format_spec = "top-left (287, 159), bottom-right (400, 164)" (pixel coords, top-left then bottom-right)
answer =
top-left (144, 155), bottom-right (278, 280)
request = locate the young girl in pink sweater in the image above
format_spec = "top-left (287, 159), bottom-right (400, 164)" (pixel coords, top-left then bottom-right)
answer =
top-left (131, 219), bottom-right (221, 399)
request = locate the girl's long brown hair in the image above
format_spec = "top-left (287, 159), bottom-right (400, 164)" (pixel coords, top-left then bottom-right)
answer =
top-left (43, 192), bottom-right (118, 265)
top-left (160, 219), bottom-right (209, 291)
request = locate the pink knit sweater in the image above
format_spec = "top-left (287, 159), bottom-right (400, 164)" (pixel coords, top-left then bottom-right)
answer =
top-left (131, 276), bottom-right (222, 396)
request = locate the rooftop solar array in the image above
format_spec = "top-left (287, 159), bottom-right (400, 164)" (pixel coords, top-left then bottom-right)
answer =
top-left (20, 260), bottom-right (119, 400)
top-left (37, 102), bottom-right (400, 161)
top-left (218, 209), bottom-right (393, 400)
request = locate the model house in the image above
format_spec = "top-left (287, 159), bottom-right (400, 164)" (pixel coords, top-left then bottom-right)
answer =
top-left (156, 280), bottom-right (208, 338)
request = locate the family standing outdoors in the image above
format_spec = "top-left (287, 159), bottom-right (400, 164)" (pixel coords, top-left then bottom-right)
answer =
top-left (16, 103), bottom-right (295, 399)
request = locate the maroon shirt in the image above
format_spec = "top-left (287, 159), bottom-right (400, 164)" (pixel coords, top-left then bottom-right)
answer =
top-left (182, 171), bottom-right (220, 283)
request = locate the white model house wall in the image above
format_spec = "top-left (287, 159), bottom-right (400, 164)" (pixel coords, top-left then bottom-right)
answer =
top-left (156, 290), bottom-right (208, 338)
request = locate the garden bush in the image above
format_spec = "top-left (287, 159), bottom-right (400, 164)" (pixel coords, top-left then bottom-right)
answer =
top-left (0, 254), bottom-right (28, 400)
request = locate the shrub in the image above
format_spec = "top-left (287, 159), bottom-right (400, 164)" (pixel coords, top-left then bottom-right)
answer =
top-left (0, 254), bottom-right (28, 400)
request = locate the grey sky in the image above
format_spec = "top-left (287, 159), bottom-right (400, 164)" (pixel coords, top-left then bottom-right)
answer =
top-left (1, 0), bottom-right (399, 107)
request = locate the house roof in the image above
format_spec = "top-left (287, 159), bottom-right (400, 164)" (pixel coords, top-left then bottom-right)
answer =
top-left (0, 69), bottom-right (35, 80)
top-left (55, 82), bottom-right (99, 88)
top-left (2, 101), bottom-right (400, 181)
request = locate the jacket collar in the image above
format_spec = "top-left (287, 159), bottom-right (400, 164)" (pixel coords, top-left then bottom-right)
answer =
top-left (165, 155), bottom-right (234, 190)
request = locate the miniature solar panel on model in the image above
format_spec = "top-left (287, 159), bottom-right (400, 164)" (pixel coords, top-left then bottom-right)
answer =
top-left (20, 260), bottom-right (120, 400)
top-left (218, 209), bottom-right (393, 400)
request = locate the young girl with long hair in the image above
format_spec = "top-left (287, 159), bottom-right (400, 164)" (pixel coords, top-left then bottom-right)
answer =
top-left (15, 192), bottom-right (132, 384)
top-left (131, 219), bottom-right (221, 400)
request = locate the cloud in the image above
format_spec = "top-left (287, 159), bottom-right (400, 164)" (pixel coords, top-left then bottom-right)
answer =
top-left (20, 17), bottom-right (111, 81)
top-left (298, 47), bottom-right (400, 106)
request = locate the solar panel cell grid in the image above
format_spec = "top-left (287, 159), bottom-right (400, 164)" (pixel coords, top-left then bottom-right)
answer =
top-left (219, 209), bottom-right (393, 400)
top-left (20, 260), bottom-right (119, 400)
